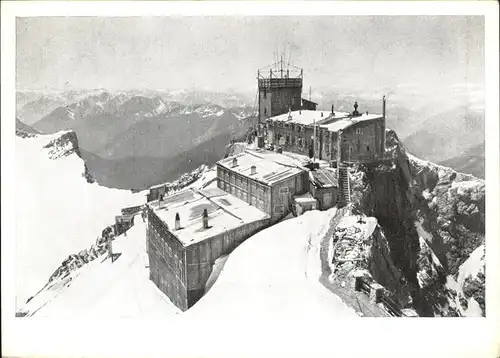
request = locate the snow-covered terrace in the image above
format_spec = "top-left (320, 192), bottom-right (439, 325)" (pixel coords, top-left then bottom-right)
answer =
top-left (150, 187), bottom-right (270, 247)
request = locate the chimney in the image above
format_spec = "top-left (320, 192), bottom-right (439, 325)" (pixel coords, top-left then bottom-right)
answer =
top-left (251, 165), bottom-right (257, 175)
top-left (175, 212), bottom-right (181, 230)
top-left (202, 208), bottom-right (209, 229)
top-left (382, 95), bottom-right (386, 118)
top-left (288, 106), bottom-right (292, 121)
top-left (331, 104), bottom-right (334, 114)
top-left (321, 112), bottom-right (324, 117)
top-left (232, 157), bottom-right (238, 167)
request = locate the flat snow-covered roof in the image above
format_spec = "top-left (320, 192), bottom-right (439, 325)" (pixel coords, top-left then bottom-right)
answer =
top-left (150, 187), bottom-right (270, 247)
top-left (268, 110), bottom-right (383, 132)
top-left (218, 149), bottom-right (306, 186)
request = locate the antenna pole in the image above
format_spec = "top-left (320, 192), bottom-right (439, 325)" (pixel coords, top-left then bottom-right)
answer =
top-left (280, 55), bottom-right (283, 78)
top-left (313, 116), bottom-right (316, 163)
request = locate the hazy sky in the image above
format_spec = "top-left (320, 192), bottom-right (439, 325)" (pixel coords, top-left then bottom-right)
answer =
top-left (16, 16), bottom-right (484, 94)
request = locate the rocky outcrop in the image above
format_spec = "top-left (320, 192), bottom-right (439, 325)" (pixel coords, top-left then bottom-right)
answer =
top-left (41, 130), bottom-right (98, 184)
top-left (350, 129), bottom-right (485, 316)
top-left (329, 214), bottom-right (412, 310)
top-left (46, 225), bottom-right (115, 285)
top-left (43, 130), bottom-right (81, 159)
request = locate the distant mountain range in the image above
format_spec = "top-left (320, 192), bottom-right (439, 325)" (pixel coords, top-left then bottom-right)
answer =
top-left (17, 84), bottom-right (484, 187)
top-left (17, 89), bottom-right (256, 189)
top-left (401, 107), bottom-right (484, 175)
top-left (439, 142), bottom-right (485, 179)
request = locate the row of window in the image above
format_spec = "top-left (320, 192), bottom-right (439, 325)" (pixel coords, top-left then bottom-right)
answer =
top-left (219, 168), bottom-right (266, 196)
top-left (149, 229), bottom-right (185, 282)
top-left (221, 181), bottom-right (267, 212)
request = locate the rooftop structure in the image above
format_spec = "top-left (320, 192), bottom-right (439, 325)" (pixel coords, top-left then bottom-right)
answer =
top-left (217, 148), bottom-right (306, 186)
top-left (150, 187), bottom-right (269, 247)
top-left (257, 59), bottom-right (305, 124)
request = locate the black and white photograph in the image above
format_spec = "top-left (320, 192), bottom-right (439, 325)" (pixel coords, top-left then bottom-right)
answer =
top-left (2, 2), bottom-right (499, 358)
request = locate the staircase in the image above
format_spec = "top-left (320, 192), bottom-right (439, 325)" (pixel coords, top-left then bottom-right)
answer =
top-left (338, 162), bottom-right (351, 207)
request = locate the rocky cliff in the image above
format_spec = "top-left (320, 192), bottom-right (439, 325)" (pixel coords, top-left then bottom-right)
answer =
top-left (350, 129), bottom-right (485, 316)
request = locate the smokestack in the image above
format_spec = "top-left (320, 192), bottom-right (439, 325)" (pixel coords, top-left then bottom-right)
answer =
top-left (382, 95), bottom-right (386, 118)
top-left (331, 104), bottom-right (334, 114)
top-left (175, 212), bottom-right (181, 230)
top-left (251, 165), bottom-right (257, 175)
top-left (202, 208), bottom-right (209, 229)
top-left (232, 157), bottom-right (238, 167)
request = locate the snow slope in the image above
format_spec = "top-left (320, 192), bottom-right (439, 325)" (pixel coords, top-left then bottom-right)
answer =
top-left (19, 220), bottom-right (180, 318)
top-left (16, 131), bottom-right (145, 308)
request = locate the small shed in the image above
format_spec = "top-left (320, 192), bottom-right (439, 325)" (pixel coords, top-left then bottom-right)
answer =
top-left (115, 214), bottom-right (135, 236)
top-left (301, 98), bottom-right (318, 111)
top-left (293, 193), bottom-right (317, 216)
top-left (309, 168), bottom-right (339, 210)
top-left (147, 184), bottom-right (167, 202)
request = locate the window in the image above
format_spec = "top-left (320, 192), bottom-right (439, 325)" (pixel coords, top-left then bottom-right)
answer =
top-left (280, 187), bottom-right (289, 194)
top-left (258, 199), bottom-right (265, 211)
top-left (356, 128), bottom-right (362, 135)
top-left (274, 205), bottom-right (285, 214)
top-left (366, 145), bottom-right (370, 151)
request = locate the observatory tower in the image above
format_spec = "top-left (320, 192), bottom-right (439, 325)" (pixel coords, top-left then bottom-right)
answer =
top-left (257, 57), bottom-right (303, 123)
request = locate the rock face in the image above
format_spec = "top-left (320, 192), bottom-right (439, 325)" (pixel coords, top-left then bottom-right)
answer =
top-left (40, 130), bottom-right (98, 184)
top-left (43, 130), bottom-right (81, 159)
top-left (350, 129), bottom-right (485, 316)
